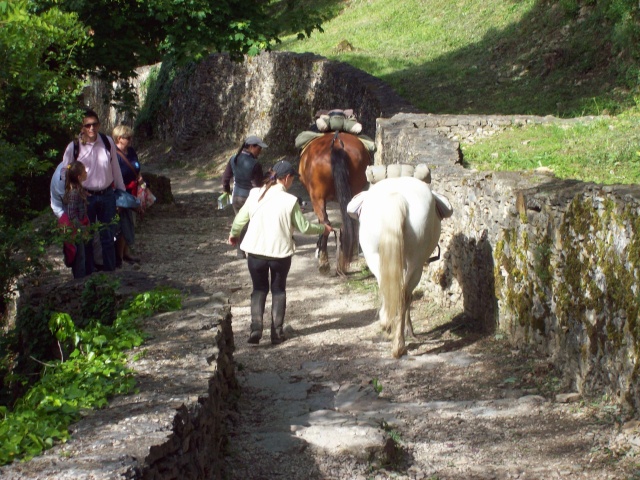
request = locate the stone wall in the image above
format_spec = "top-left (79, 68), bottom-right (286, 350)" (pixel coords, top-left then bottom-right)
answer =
top-left (149, 52), bottom-right (416, 155)
top-left (134, 305), bottom-right (237, 480)
top-left (376, 112), bottom-right (640, 411)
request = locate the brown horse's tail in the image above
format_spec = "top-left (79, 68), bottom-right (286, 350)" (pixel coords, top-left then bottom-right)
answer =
top-left (330, 139), bottom-right (356, 271)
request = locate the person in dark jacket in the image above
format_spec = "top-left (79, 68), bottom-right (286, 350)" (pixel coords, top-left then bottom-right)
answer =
top-left (221, 135), bottom-right (267, 258)
top-left (113, 124), bottom-right (141, 266)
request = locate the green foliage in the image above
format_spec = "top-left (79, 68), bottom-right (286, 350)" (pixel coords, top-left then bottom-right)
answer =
top-left (80, 274), bottom-right (120, 328)
top-left (0, 217), bottom-right (53, 321)
top-left (372, 377), bottom-right (383, 394)
top-left (31, 0), bottom-right (325, 111)
top-left (0, 287), bottom-right (182, 465)
top-left (134, 61), bottom-right (179, 137)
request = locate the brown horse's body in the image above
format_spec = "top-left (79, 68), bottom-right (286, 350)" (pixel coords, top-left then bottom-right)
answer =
top-left (298, 132), bottom-right (371, 274)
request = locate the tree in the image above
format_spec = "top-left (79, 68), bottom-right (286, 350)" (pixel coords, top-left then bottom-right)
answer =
top-left (33, 0), bottom-right (325, 107)
top-left (0, 0), bottom-right (90, 316)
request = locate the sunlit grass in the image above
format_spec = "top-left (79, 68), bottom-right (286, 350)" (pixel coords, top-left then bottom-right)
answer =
top-left (275, 0), bottom-right (640, 184)
top-left (278, 0), bottom-right (533, 71)
top-left (462, 107), bottom-right (640, 184)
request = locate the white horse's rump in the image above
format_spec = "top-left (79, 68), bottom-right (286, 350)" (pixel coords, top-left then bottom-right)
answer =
top-left (354, 177), bottom-right (444, 358)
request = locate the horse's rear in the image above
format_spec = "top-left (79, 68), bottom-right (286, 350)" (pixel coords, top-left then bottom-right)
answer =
top-left (358, 177), bottom-right (441, 358)
top-left (298, 132), bottom-right (370, 274)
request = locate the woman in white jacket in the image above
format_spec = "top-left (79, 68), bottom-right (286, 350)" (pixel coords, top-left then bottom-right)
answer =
top-left (229, 160), bottom-right (333, 345)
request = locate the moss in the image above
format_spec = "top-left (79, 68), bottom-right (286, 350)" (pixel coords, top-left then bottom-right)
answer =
top-left (497, 192), bottom-right (639, 355)
top-left (534, 236), bottom-right (553, 290)
top-left (606, 321), bottom-right (623, 350)
top-left (494, 239), bottom-right (505, 293)
top-left (603, 254), bottom-right (639, 344)
top-left (519, 210), bottom-right (527, 224)
top-left (496, 226), bottom-right (537, 337)
top-left (512, 285), bottom-right (534, 328)
top-left (555, 194), bottom-right (640, 367)
top-left (556, 197), bottom-right (593, 324)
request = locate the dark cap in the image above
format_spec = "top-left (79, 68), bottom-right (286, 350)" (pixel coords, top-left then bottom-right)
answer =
top-left (244, 135), bottom-right (268, 148)
top-left (272, 160), bottom-right (299, 178)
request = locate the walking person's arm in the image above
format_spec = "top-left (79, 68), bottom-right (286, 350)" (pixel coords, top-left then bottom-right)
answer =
top-left (228, 202), bottom-right (251, 246)
top-left (291, 203), bottom-right (332, 236)
top-left (222, 160), bottom-right (233, 194)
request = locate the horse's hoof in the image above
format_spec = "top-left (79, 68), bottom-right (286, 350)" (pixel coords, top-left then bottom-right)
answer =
top-left (319, 264), bottom-right (330, 275)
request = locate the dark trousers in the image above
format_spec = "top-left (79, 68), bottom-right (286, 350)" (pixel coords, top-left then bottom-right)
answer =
top-left (71, 240), bottom-right (90, 279)
top-left (86, 189), bottom-right (117, 272)
top-left (247, 255), bottom-right (292, 295)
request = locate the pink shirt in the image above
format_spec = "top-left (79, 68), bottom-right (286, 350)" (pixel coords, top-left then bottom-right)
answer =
top-left (62, 135), bottom-right (125, 191)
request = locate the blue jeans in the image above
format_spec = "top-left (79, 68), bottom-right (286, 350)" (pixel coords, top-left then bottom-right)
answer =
top-left (86, 189), bottom-right (117, 272)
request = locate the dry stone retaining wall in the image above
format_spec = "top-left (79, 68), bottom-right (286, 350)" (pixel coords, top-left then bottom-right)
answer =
top-left (376, 113), bottom-right (640, 412)
top-left (115, 52), bottom-right (416, 156)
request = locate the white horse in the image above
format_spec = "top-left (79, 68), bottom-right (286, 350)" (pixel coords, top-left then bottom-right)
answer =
top-left (351, 176), bottom-right (445, 358)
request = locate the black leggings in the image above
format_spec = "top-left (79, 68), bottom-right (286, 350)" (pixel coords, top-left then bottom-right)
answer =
top-left (247, 254), bottom-right (292, 295)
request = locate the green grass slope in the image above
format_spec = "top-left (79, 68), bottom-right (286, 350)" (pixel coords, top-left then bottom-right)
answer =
top-left (276, 0), bottom-right (640, 183)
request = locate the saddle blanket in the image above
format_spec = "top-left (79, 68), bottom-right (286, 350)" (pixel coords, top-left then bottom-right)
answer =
top-left (295, 131), bottom-right (376, 152)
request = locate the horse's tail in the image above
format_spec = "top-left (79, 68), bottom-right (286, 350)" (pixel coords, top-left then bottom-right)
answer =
top-left (379, 192), bottom-right (407, 358)
top-left (331, 140), bottom-right (357, 271)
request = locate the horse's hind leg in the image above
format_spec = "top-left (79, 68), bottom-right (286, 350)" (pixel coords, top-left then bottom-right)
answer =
top-left (378, 298), bottom-right (392, 334)
top-left (391, 306), bottom-right (407, 359)
top-left (312, 199), bottom-right (331, 274)
top-left (404, 294), bottom-right (417, 340)
top-left (318, 234), bottom-right (330, 275)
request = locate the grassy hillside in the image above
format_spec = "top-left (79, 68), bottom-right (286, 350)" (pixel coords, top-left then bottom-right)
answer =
top-left (275, 0), bottom-right (640, 184)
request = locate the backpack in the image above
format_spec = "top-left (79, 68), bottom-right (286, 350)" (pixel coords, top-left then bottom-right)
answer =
top-left (73, 132), bottom-right (112, 160)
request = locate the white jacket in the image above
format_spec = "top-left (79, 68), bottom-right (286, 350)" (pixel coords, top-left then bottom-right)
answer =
top-left (236, 184), bottom-right (323, 258)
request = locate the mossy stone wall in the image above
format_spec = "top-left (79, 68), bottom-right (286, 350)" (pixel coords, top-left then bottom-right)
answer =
top-left (377, 113), bottom-right (640, 411)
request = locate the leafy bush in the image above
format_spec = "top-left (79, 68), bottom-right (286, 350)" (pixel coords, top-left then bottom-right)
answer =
top-left (0, 286), bottom-right (182, 465)
top-left (80, 274), bottom-right (120, 328)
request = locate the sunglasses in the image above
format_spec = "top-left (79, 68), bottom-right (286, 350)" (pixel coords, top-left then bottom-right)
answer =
top-left (83, 122), bottom-right (99, 129)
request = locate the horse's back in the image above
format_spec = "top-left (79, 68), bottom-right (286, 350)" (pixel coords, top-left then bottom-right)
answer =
top-left (359, 177), bottom-right (441, 279)
top-left (298, 132), bottom-right (370, 196)
top-left (298, 134), bottom-right (333, 192)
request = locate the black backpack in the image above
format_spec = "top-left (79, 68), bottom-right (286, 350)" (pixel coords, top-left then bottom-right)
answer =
top-left (73, 132), bottom-right (112, 160)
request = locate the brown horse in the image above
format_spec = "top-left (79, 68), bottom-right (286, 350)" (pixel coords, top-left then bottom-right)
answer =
top-left (298, 131), bottom-right (371, 274)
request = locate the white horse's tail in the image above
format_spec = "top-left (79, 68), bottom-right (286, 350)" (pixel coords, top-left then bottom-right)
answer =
top-left (378, 192), bottom-right (407, 358)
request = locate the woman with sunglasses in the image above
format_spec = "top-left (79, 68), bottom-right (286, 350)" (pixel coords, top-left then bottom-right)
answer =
top-left (113, 124), bottom-right (142, 267)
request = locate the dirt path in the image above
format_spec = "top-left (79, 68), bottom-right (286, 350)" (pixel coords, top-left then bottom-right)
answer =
top-left (2, 165), bottom-right (636, 479)
top-left (140, 167), bottom-right (634, 480)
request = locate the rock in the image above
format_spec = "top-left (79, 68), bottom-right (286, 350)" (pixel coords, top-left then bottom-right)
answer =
top-left (555, 392), bottom-right (581, 403)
